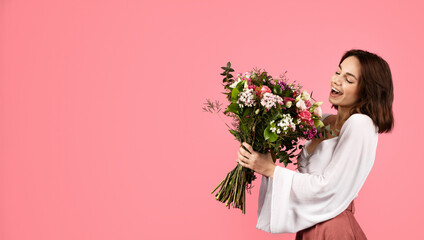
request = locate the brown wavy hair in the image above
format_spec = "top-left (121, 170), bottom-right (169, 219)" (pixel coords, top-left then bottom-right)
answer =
top-left (333, 49), bottom-right (394, 133)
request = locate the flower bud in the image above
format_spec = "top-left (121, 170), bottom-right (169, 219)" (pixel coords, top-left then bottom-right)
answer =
top-left (255, 109), bottom-right (260, 114)
top-left (313, 106), bottom-right (323, 118)
top-left (285, 101), bottom-right (292, 108)
top-left (244, 80), bottom-right (248, 90)
top-left (302, 91), bottom-right (310, 100)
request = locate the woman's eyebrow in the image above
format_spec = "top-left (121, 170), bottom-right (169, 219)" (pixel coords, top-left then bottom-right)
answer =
top-left (338, 64), bottom-right (358, 80)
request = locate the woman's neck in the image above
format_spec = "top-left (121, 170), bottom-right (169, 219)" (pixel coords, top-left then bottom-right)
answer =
top-left (335, 106), bottom-right (353, 130)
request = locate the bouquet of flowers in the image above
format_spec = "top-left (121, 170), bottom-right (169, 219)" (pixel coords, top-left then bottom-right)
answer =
top-left (203, 62), bottom-right (325, 214)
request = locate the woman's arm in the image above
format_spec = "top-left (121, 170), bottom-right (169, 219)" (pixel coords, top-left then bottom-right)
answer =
top-left (254, 114), bottom-right (378, 233)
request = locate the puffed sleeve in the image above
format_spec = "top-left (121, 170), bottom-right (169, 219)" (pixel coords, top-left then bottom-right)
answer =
top-left (256, 113), bottom-right (378, 233)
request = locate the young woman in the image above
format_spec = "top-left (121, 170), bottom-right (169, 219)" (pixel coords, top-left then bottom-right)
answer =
top-left (236, 49), bottom-right (394, 239)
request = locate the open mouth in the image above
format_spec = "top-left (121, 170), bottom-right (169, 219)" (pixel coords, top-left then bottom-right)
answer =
top-left (331, 87), bottom-right (343, 95)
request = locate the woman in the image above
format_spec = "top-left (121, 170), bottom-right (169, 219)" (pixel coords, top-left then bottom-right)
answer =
top-left (236, 49), bottom-right (394, 239)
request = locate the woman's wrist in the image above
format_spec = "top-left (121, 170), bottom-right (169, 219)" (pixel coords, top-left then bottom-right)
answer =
top-left (267, 164), bottom-right (276, 178)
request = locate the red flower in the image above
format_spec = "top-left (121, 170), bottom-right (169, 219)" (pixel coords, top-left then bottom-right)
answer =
top-left (298, 110), bottom-right (312, 122)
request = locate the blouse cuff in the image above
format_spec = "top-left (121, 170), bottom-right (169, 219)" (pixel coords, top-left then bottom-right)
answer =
top-left (256, 166), bottom-right (298, 233)
top-left (270, 166), bottom-right (296, 233)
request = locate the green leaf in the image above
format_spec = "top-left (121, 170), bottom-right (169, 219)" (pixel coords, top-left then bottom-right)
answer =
top-left (284, 90), bottom-right (291, 97)
top-left (236, 81), bottom-right (245, 91)
top-left (242, 107), bottom-right (252, 117)
top-left (325, 124), bottom-right (331, 132)
top-left (227, 62), bottom-right (231, 68)
top-left (224, 102), bottom-right (240, 114)
top-left (240, 123), bottom-right (249, 135)
top-left (264, 126), bottom-right (278, 142)
top-left (273, 84), bottom-right (282, 95)
top-left (231, 88), bottom-right (240, 101)
top-left (274, 113), bottom-right (283, 120)
top-left (314, 119), bottom-right (324, 129)
top-left (229, 129), bottom-right (239, 139)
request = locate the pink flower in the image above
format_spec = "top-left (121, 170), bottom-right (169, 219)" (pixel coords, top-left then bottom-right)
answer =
top-left (283, 97), bottom-right (295, 103)
top-left (305, 100), bottom-right (312, 108)
top-left (298, 110), bottom-right (312, 122)
top-left (248, 84), bottom-right (257, 90)
top-left (255, 85), bottom-right (272, 98)
top-left (260, 86), bottom-right (272, 96)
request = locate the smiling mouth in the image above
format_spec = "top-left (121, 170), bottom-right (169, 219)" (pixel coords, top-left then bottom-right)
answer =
top-left (331, 87), bottom-right (343, 95)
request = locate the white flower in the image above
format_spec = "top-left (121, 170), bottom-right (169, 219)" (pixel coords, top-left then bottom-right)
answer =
top-left (244, 72), bottom-right (251, 79)
top-left (296, 99), bottom-right (307, 110)
top-left (237, 88), bottom-right (256, 108)
top-left (229, 80), bottom-right (241, 88)
top-left (260, 92), bottom-right (284, 110)
top-left (302, 91), bottom-right (310, 101)
top-left (273, 114), bottom-right (295, 134)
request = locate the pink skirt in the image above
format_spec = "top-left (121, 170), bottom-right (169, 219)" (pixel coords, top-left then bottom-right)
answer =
top-left (295, 200), bottom-right (367, 240)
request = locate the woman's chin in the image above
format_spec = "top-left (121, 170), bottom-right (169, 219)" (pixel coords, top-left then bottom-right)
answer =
top-left (328, 96), bottom-right (338, 106)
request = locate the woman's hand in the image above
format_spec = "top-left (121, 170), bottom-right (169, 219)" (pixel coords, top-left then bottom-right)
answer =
top-left (237, 142), bottom-right (276, 178)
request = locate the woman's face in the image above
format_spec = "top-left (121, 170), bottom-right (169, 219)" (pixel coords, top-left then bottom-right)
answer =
top-left (329, 56), bottom-right (361, 109)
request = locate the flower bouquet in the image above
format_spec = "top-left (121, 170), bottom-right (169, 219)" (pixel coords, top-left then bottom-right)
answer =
top-left (203, 62), bottom-right (325, 214)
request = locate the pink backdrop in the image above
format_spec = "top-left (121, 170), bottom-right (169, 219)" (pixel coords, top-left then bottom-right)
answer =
top-left (1, 0), bottom-right (422, 239)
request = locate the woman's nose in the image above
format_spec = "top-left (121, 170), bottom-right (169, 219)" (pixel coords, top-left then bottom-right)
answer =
top-left (333, 75), bottom-right (342, 85)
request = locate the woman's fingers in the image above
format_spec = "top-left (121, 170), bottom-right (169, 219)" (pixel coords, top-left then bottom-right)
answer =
top-left (238, 148), bottom-right (249, 160)
top-left (239, 144), bottom-right (252, 157)
top-left (237, 158), bottom-right (250, 169)
top-left (241, 142), bottom-right (253, 154)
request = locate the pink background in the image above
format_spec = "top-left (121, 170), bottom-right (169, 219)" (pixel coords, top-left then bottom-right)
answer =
top-left (1, 0), bottom-right (423, 239)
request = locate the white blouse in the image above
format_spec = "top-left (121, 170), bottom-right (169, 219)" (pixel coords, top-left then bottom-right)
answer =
top-left (256, 113), bottom-right (378, 233)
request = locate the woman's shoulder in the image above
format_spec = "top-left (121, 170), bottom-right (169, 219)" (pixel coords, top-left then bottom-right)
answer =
top-left (346, 113), bottom-right (373, 125)
top-left (343, 113), bottom-right (378, 134)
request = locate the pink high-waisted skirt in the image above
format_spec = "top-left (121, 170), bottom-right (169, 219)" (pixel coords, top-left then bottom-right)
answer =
top-left (295, 200), bottom-right (368, 240)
